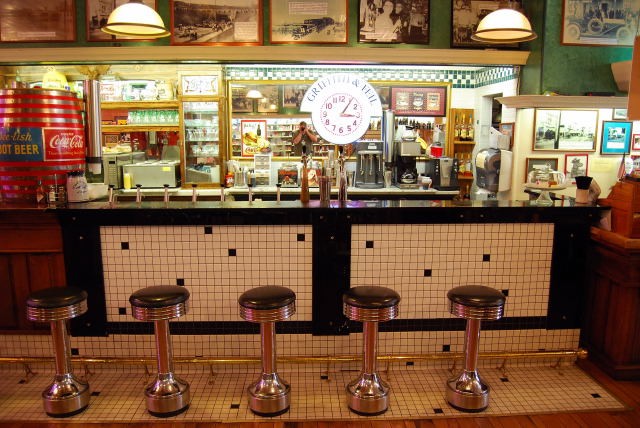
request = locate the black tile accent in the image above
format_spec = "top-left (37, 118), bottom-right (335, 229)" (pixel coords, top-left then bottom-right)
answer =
top-left (118, 307), bottom-right (126, 315)
top-left (297, 233), bottom-right (305, 242)
top-left (442, 344), bottom-right (451, 352)
top-left (365, 240), bottom-right (374, 248)
top-left (406, 361), bottom-right (414, 366)
top-left (320, 375), bottom-right (329, 380)
top-left (204, 226), bottom-right (213, 234)
top-left (120, 242), bottom-right (129, 250)
top-left (501, 289), bottom-right (509, 296)
top-left (500, 377), bottom-right (509, 382)
top-left (433, 408), bottom-right (444, 414)
top-left (482, 254), bottom-right (490, 262)
top-left (591, 393), bottom-right (601, 398)
top-left (176, 278), bottom-right (185, 286)
top-left (71, 348), bottom-right (79, 356)
top-left (424, 269), bottom-right (432, 277)
top-left (230, 403), bottom-right (240, 409)
top-left (91, 391), bottom-right (101, 396)
top-left (105, 316), bottom-right (547, 336)
top-left (228, 249), bottom-right (236, 257)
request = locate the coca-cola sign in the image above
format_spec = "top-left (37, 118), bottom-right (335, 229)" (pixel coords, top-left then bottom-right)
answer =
top-left (44, 128), bottom-right (85, 161)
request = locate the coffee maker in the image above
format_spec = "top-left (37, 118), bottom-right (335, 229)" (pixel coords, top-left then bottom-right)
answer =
top-left (424, 157), bottom-right (460, 190)
top-left (355, 141), bottom-right (384, 188)
top-left (394, 126), bottom-right (421, 188)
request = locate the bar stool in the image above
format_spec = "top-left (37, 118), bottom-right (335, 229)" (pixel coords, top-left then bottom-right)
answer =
top-left (26, 286), bottom-right (90, 417)
top-left (446, 285), bottom-right (506, 412)
top-left (343, 286), bottom-right (400, 416)
top-left (238, 286), bottom-right (296, 416)
top-left (129, 285), bottom-right (190, 417)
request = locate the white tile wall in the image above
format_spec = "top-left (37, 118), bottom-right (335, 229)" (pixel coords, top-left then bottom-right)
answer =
top-left (0, 222), bottom-right (580, 366)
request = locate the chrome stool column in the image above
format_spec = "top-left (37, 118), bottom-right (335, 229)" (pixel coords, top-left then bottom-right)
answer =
top-left (129, 285), bottom-right (190, 417)
top-left (446, 285), bottom-right (506, 412)
top-left (343, 286), bottom-right (400, 416)
top-left (26, 286), bottom-right (90, 417)
top-left (238, 286), bottom-right (296, 416)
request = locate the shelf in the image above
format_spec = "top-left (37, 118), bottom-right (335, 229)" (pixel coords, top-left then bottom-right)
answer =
top-left (454, 141), bottom-right (475, 145)
top-left (458, 175), bottom-right (474, 180)
top-left (101, 101), bottom-right (179, 109)
top-left (102, 125), bottom-right (180, 132)
top-left (496, 95), bottom-right (628, 109)
top-left (187, 140), bottom-right (219, 143)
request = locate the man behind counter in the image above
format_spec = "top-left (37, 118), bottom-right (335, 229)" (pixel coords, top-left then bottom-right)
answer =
top-left (291, 121), bottom-right (318, 156)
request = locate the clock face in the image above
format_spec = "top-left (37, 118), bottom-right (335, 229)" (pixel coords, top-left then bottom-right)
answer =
top-left (300, 74), bottom-right (382, 145)
top-left (312, 92), bottom-right (368, 144)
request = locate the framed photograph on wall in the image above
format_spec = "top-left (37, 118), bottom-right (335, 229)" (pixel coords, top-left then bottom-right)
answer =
top-left (525, 158), bottom-right (559, 181)
top-left (561, 0), bottom-right (639, 47)
top-left (359, 0), bottom-right (430, 44)
top-left (282, 85), bottom-right (309, 109)
top-left (564, 153), bottom-right (589, 183)
top-left (180, 74), bottom-right (220, 96)
top-left (270, 0), bottom-right (348, 44)
top-left (0, 0), bottom-right (76, 42)
top-left (533, 109), bottom-right (598, 151)
top-left (601, 120), bottom-right (632, 155)
top-left (391, 85), bottom-right (447, 117)
top-left (632, 134), bottom-right (640, 151)
top-left (451, 0), bottom-right (520, 48)
top-left (170, 0), bottom-right (262, 45)
top-left (87, 0), bottom-right (156, 41)
top-left (256, 85), bottom-right (279, 113)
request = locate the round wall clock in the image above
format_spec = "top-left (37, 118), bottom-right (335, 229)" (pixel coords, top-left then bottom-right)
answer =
top-left (300, 74), bottom-right (382, 145)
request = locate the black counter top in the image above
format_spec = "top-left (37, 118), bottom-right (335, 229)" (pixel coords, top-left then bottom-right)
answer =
top-left (50, 198), bottom-right (607, 226)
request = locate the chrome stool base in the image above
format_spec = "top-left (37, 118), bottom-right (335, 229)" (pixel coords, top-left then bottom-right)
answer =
top-left (42, 373), bottom-right (90, 417)
top-left (346, 372), bottom-right (389, 416)
top-left (446, 370), bottom-right (489, 412)
top-left (247, 372), bottom-right (290, 416)
top-left (145, 373), bottom-right (190, 417)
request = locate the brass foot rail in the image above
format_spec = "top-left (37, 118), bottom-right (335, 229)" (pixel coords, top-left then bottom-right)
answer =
top-left (0, 348), bottom-right (587, 366)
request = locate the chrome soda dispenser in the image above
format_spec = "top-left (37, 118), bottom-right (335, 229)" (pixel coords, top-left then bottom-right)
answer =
top-left (355, 141), bottom-right (384, 188)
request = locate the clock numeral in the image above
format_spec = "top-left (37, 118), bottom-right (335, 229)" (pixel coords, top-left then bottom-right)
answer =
top-left (325, 119), bottom-right (330, 125)
top-left (353, 119), bottom-right (358, 126)
top-left (322, 111), bottom-right (327, 117)
top-left (325, 102), bottom-right (333, 110)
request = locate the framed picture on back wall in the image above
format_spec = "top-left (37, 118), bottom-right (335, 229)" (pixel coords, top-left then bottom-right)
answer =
top-left (600, 120), bottom-right (632, 155)
top-left (561, 0), bottom-right (640, 46)
top-left (0, 0), bottom-right (76, 42)
top-left (451, 0), bottom-right (521, 48)
top-left (170, 0), bottom-right (262, 45)
top-left (359, 0), bottom-right (430, 44)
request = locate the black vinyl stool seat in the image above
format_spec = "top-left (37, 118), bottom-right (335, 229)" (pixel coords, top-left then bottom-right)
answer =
top-left (238, 286), bottom-right (296, 416)
top-left (343, 286), bottom-right (400, 416)
top-left (26, 286), bottom-right (90, 417)
top-left (129, 285), bottom-right (190, 417)
top-left (446, 285), bottom-right (506, 412)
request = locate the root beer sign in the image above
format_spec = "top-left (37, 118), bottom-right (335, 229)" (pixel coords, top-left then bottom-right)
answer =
top-left (0, 127), bottom-right (85, 162)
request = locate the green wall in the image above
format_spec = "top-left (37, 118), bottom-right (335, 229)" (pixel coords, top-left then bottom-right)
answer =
top-left (0, 0), bottom-right (632, 95)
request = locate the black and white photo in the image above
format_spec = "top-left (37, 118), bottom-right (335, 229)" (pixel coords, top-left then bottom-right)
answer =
top-left (359, 0), bottom-right (429, 44)
top-left (451, 0), bottom-right (520, 48)
top-left (87, 0), bottom-right (156, 41)
top-left (270, 0), bottom-right (348, 44)
top-left (171, 0), bottom-right (262, 45)
top-left (533, 109), bottom-right (598, 151)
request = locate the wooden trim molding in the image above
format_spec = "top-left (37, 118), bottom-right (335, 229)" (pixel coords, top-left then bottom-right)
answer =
top-left (0, 46), bottom-right (530, 66)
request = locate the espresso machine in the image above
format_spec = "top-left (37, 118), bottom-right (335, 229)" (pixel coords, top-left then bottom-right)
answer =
top-left (355, 141), bottom-right (384, 188)
top-left (394, 126), bottom-right (421, 188)
top-left (424, 157), bottom-right (460, 190)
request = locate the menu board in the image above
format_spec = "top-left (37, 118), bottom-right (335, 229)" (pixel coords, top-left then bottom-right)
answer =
top-left (391, 86), bottom-right (447, 117)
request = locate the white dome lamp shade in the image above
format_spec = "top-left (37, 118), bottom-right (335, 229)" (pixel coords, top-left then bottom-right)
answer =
top-left (102, 0), bottom-right (170, 39)
top-left (471, 8), bottom-right (537, 43)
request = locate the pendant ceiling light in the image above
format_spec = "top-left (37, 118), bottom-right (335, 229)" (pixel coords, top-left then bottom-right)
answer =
top-left (471, 3), bottom-right (537, 43)
top-left (102, 0), bottom-right (170, 39)
top-left (246, 89), bottom-right (264, 99)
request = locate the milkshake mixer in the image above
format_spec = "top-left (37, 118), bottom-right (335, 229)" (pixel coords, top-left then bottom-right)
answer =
top-left (355, 141), bottom-right (384, 188)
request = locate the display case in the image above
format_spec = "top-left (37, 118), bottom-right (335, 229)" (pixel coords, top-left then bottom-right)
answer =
top-left (181, 100), bottom-right (222, 185)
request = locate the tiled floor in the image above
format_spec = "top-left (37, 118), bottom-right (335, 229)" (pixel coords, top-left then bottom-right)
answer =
top-left (0, 363), bottom-right (625, 422)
